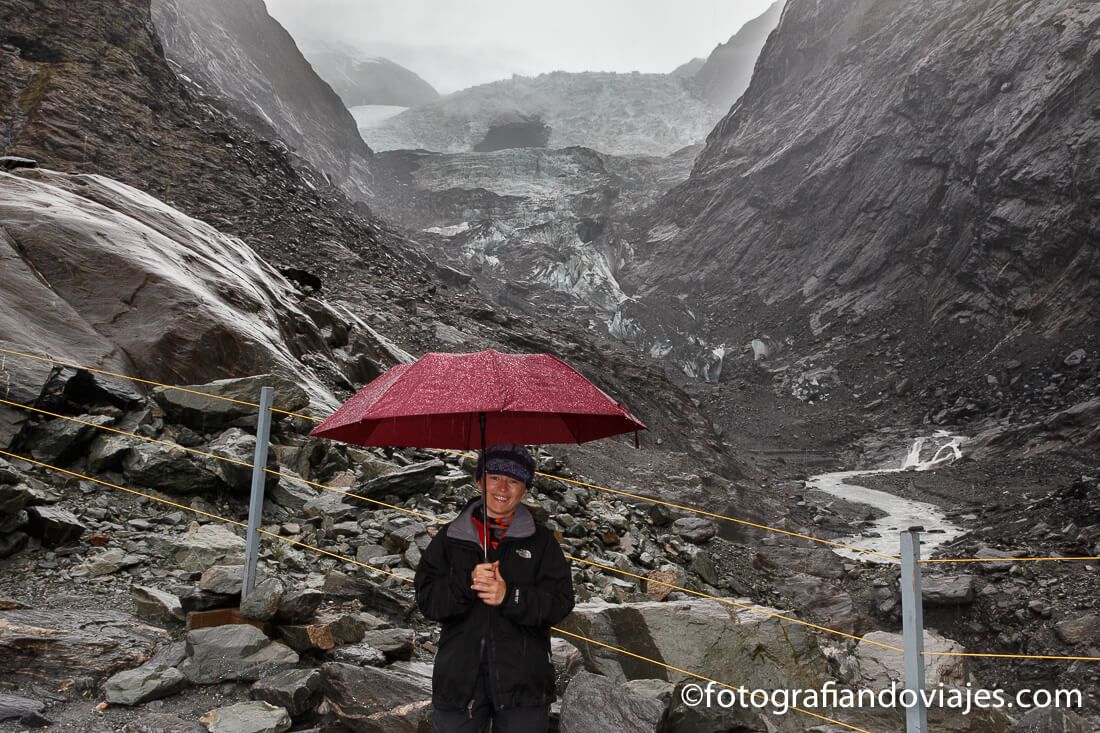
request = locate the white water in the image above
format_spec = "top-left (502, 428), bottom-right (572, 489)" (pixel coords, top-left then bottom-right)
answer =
top-left (806, 432), bottom-right (966, 563)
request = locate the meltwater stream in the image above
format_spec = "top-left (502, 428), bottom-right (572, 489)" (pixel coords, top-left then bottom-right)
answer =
top-left (805, 432), bottom-right (966, 563)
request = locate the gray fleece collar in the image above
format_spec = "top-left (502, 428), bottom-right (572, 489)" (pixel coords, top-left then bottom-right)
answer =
top-left (447, 498), bottom-right (536, 544)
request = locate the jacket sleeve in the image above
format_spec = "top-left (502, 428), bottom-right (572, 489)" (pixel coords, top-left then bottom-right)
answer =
top-left (500, 531), bottom-right (575, 627)
top-left (414, 528), bottom-right (476, 623)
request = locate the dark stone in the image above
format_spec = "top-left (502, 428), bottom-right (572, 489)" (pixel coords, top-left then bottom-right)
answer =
top-left (321, 573), bottom-right (416, 619)
top-left (361, 459), bottom-right (445, 499)
top-left (25, 505), bottom-right (85, 544)
top-left (251, 668), bottom-right (322, 717)
top-left (0, 694), bottom-right (50, 726)
top-left (275, 589), bottom-right (325, 624)
top-left (320, 662), bottom-right (432, 732)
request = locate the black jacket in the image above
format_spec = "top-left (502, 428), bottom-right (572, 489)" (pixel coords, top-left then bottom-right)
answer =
top-left (414, 497), bottom-right (575, 712)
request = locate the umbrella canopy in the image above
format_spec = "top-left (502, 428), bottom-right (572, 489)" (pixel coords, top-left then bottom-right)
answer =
top-left (309, 349), bottom-right (646, 450)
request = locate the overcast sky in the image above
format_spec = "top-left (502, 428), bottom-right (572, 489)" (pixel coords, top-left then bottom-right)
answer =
top-left (266, 0), bottom-right (779, 94)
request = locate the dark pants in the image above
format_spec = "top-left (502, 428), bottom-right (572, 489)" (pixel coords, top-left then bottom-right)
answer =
top-left (432, 672), bottom-right (549, 733)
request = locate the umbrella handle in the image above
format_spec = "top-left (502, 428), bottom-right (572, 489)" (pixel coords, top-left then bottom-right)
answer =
top-left (479, 412), bottom-right (488, 563)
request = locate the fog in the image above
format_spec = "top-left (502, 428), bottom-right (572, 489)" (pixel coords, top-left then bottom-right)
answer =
top-left (265, 0), bottom-right (779, 94)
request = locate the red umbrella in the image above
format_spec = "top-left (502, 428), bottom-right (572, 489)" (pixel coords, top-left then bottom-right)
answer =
top-left (309, 349), bottom-right (646, 559)
top-left (309, 349), bottom-right (646, 450)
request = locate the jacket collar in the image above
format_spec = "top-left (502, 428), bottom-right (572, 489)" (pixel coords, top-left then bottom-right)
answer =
top-left (447, 496), bottom-right (536, 544)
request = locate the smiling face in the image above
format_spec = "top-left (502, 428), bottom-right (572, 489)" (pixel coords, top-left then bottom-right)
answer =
top-left (481, 472), bottom-right (527, 518)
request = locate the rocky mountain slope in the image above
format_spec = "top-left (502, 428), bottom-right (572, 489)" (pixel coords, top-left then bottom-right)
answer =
top-left (621, 0), bottom-right (1099, 415)
top-left (150, 0), bottom-right (376, 201)
top-left (360, 71), bottom-right (721, 157)
top-left (304, 50), bottom-right (440, 108)
top-left (692, 1), bottom-right (782, 110)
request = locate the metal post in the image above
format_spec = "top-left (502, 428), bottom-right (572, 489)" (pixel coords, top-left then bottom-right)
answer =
top-left (901, 526), bottom-right (928, 732)
top-left (243, 386), bottom-right (274, 599)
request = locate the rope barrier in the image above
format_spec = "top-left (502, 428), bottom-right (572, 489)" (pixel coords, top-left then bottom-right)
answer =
top-left (921, 556), bottom-right (1100, 564)
top-left (4, 346), bottom-right (1099, 663)
top-left (0, 448), bottom-right (872, 733)
top-left (1, 345), bottom-right (898, 561)
top-left (0, 397), bottom-right (443, 525)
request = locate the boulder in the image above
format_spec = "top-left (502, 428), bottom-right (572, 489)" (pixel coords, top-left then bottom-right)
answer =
top-left (1053, 614), bottom-right (1100, 647)
top-left (251, 668), bottom-right (322, 718)
top-left (152, 374), bottom-right (309, 432)
top-left (0, 694), bottom-right (50, 727)
top-left (105, 663), bottom-right (188, 705)
top-left (25, 505), bottom-right (86, 544)
top-left (268, 474), bottom-right (318, 511)
top-left (200, 564), bottom-right (246, 595)
top-left (664, 680), bottom-right (770, 733)
top-left (670, 517), bottom-right (717, 544)
top-left (180, 624), bottom-right (298, 684)
top-left (321, 572), bottom-right (416, 618)
top-left (131, 585), bottom-right (185, 626)
top-left (241, 578), bottom-right (285, 621)
top-left (124, 441), bottom-right (226, 495)
top-left (330, 642), bottom-right (386, 667)
top-left (360, 628), bottom-right (415, 661)
top-left (0, 609), bottom-right (170, 690)
top-left (361, 459), bottom-right (445, 499)
top-left (81, 547), bottom-right (144, 576)
top-left (275, 588), bottom-right (325, 624)
top-left (26, 414), bottom-right (114, 463)
top-left (199, 701), bottom-right (291, 733)
top-left (166, 524), bottom-right (246, 571)
top-left (855, 630), bottom-right (967, 689)
top-left (0, 342), bottom-right (55, 449)
top-left (773, 572), bottom-right (868, 635)
top-left (922, 575), bottom-right (976, 606)
top-left (205, 427), bottom-right (279, 493)
top-left (87, 431), bottom-right (133, 472)
top-left (560, 672), bottom-right (665, 733)
top-left (321, 662), bottom-right (433, 733)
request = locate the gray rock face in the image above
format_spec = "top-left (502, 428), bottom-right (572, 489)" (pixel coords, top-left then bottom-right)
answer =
top-left (320, 662), bottom-right (432, 733)
top-left (0, 171), bottom-right (338, 414)
top-left (180, 624), bottom-right (299, 683)
top-left (691, 1), bottom-right (783, 110)
top-left (560, 671), bottom-right (665, 733)
top-left (552, 637), bottom-right (585, 697)
top-left (304, 52), bottom-right (440, 108)
top-left (150, 0), bottom-right (375, 203)
top-left (629, 0), bottom-right (1100, 379)
top-left (199, 700), bottom-right (291, 733)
